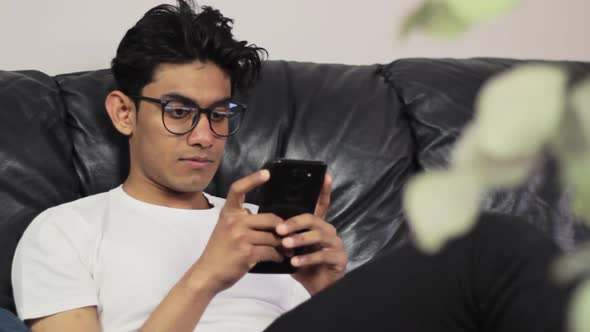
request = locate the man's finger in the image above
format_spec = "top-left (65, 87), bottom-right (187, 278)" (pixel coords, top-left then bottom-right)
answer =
top-left (246, 229), bottom-right (282, 247)
top-left (250, 246), bottom-right (284, 265)
top-left (277, 213), bottom-right (336, 237)
top-left (291, 248), bottom-right (347, 269)
top-left (281, 229), bottom-right (340, 250)
top-left (224, 170), bottom-right (270, 210)
top-left (245, 213), bottom-right (284, 231)
top-left (314, 174), bottom-right (332, 219)
top-left (276, 214), bottom-right (315, 236)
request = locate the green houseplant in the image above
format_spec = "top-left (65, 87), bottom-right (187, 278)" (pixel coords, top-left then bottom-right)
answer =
top-left (400, 1), bottom-right (590, 331)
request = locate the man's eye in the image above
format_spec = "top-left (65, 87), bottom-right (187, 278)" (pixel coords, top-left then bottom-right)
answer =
top-left (210, 110), bottom-right (229, 121)
top-left (165, 106), bottom-right (193, 119)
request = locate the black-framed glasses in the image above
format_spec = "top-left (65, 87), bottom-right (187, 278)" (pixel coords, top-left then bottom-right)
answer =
top-left (130, 95), bottom-right (246, 137)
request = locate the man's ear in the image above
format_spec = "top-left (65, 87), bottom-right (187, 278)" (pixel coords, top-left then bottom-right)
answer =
top-left (105, 91), bottom-right (136, 136)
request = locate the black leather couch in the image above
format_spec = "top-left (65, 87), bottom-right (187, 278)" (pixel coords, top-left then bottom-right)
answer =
top-left (1, 58), bottom-right (589, 315)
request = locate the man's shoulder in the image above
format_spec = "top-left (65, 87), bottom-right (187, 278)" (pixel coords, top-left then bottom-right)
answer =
top-left (44, 188), bottom-right (114, 219)
top-left (25, 188), bottom-right (116, 236)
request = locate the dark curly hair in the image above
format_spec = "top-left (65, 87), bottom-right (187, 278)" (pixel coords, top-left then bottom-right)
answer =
top-left (111, 0), bottom-right (267, 97)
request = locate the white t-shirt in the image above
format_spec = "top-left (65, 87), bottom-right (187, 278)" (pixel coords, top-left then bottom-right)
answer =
top-left (12, 186), bottom-right (309, 332)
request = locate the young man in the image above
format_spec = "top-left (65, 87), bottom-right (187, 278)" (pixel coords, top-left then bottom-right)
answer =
top-left (11, 2), bottom-right (346, 332)
top-left (8, 1), bottom-right (580, 332)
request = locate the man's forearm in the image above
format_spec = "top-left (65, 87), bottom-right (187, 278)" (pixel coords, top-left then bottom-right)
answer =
top-left (139, 266), bottom-right (216, 332)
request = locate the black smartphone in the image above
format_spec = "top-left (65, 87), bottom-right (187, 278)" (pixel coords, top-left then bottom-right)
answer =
top-left (249, 158), bottom-right (327, 274)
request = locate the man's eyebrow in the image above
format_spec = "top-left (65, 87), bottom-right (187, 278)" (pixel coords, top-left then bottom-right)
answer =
top-left (161, 92), bottom-right (232, 107)
top-left (161, 93), bottom-right (196, 104)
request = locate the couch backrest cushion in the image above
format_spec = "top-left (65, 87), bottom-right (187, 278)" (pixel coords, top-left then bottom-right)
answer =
top-left (55, 70), bottom-right (128, 197)
top-left (0, 70), bottom-right (80, 312)
top-left (382, 58), bottom-right (590, 250)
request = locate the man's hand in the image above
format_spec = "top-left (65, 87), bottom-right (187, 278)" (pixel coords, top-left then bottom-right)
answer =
top-left (191, 170), bottom-right (284, 295)
top-left (277, 175), bottom-right (348, 295)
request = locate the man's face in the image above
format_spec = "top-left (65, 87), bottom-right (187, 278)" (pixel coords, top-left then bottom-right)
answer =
top-left (129, 61), bottom-right (230, 193)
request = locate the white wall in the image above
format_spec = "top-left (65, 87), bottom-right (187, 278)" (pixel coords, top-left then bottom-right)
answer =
top-left (1, 0), bottom-right (588, 75)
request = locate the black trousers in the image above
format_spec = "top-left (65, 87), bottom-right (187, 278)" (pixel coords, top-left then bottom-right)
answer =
top-left (265, 213), bottom-right (579, 332)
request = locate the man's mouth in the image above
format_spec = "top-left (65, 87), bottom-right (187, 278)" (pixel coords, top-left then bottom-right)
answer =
top-left (178, 157), bottom-right (214, 169)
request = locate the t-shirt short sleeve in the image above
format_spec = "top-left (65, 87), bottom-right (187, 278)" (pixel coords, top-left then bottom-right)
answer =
top-left (11, 206), bottom-right (98, 320)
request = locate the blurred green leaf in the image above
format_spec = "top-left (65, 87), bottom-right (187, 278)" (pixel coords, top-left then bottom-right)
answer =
top-left (570, 279), bottom-right (590, 332)
top-left (476, 64), bottom-right (567, 161)
top-left (446, 0), bottom-right (521, 23)
top-left (563, 155), bottom-right (590, 223)
top-left (550, 82), bottom-right (590, 224)
top-left (403, 170), bottom-right (484, 253)
top-left (400, 0), bottom-right (467, 40)
top-left (571, 78), bottom-right (590, 143)
top-left (452, 124), bottom-right (536, 187)
top-left (552, 106), bottom-right (589, 158)
top-left (552, 245), bottom-right (590, 283)
top-left (562, 78), bottom-right (590, 223)
top-left (400, 0), bottom-right (521, 40)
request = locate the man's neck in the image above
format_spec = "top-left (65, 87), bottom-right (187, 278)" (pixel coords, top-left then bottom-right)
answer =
top-left (122, 177), bottom-right (211, 210)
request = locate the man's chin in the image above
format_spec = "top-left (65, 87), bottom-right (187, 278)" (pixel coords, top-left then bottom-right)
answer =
top-left (172, 177), bottom-right (214, 193)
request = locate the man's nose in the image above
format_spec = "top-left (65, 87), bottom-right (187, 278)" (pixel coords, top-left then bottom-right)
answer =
top-left (187, 113), bottom-right (214, 147)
